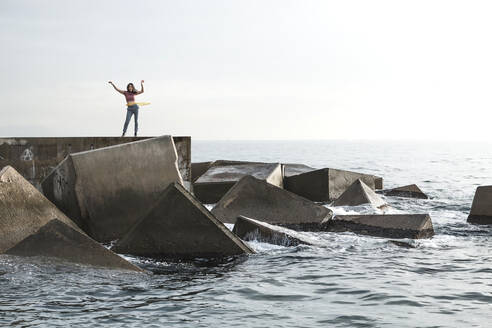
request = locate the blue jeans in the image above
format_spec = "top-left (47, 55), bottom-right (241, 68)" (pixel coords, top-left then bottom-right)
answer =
top-left (123, 105), bottom-right (139, 136)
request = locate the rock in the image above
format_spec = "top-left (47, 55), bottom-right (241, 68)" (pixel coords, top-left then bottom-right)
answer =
top-left (5, 219), bottom-right (142, 271)
top-left (382, 184), bottom-right (428, 199)
top-left (112, 182), bottom-right (254, 259)
top-left (328, 214), bottom-right (434, 239)
top-left (284, 168), bottom-right (382, 202)
top-left (211, 175), bottom-right (332, 230)
top-left (283, 163), bottom-right (316, 177)
top-left (191, 161), bottom-right (213, 183)
top-left (332, 179), bottom-right (388, 208)
top-left (0, 165), bottom-right (82, 253)
top-left (233, 216), bottom-right (313, 247)
top-left (194, 161), bottom-right (284, 204)
top-left (467, 186), bottom-right (492, 224)
top-left (41, 136), bottom-right (183, 242)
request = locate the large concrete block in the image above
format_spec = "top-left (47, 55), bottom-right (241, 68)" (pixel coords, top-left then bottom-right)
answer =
top-left (191, 161), bottom-right (212, 182)
top-left (41, 136), bottom-right (183, 242)
top-left (329, 214), bottom-right (434, 239)
top-left (374, 176), bottom-right (384, 190)
top-left (332, 179), bottom-right (387, 208)
top-left (285, 168), bottom-right (382, 202)
top-left (194, 161), bottom-right (284, 204)
top-left (467, 186), bottom-right (492, 224)
top-left (0, 166), bottom-right (82, 253)
top-left (283, 163), bottom-right (316, 177)
top-left (5, 219), bottom-right (142, 271)
top-left (233, 216), bottom-right (313, 247)
top-left (112, 183), bottom-right (254, 259)
top-left (381, 184), bottom-right (428, 199)
top-left (211, 175), bottom-right (332, 230)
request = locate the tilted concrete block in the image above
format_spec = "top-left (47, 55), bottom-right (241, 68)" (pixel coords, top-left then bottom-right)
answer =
top-left (112, 183), bottom-right (254, 259)
top-left (285, 168), bottom-right (382, 202)
top-left (468, 186), bottom-right (492, 224)
top-left (194, 161), bottom-right (283, 204)
top-left (0, 166), bottom-right (82, 253)
top-left (382, 184), bottom-right (428, 199)
top-left (333, 179), bottom-right (387, 208)
top-left (6, 219), bottom-right (142, 271)
top-left (42, 136), bottom-right (183, 242)
top-left (283, 163), bottom-right (316, 178)
top-left (328, 214), bottom-right (434, 239)
top-left (212, 175), bottom-right (332, 230)
top-left (191, 161), bottom-right (213, 183)
top-left (0, 166), bottom-right (140, 271)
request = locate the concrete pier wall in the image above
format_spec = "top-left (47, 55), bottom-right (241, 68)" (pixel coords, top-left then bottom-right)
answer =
top-left (0, 136), bottom-right (191, 190)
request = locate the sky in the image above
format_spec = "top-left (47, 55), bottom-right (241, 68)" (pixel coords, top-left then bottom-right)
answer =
top-left (1, 0), bottom-right (491, 140)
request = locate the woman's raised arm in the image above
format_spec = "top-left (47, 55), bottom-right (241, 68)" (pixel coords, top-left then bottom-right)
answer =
top-left (108, 81), bottom-right (124, 94)
top-left (137, 80), bottom-right (144, 94)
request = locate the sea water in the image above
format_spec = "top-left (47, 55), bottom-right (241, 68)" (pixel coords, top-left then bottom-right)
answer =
top-left (1, 140), bottom-right (491, 327)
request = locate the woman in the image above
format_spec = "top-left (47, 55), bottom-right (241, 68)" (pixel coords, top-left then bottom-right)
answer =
top-left (108, 80), bottom-right (144, 136)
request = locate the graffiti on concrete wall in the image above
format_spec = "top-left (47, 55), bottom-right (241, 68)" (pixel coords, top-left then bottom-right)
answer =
top-left (20, 147), bottom-right (34, 161)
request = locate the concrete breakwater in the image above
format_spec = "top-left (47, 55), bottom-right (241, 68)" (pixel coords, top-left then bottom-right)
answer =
top-left (0, 136), bottom-right (191, 190)
top-left (2, 135), bottom-right (491, 273)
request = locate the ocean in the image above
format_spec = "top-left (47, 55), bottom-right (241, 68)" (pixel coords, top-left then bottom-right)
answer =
top-left (1, 140), bottom-right (491, 327)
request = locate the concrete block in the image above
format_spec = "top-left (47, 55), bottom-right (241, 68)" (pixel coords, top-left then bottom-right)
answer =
top-left (332, 179), bottom-right (387, 208)
top-left (468, 186), bottom-right (492, 224)
top-left (382, 184), bottom-right (428, 199)
top-left (191, 161), bottom-right (212, 182)
top-left (283, 163), bottom-right (316, 177)
top-left (41, 136), bottom-right (183, 242)
top-left (194, 161), bottom-right (284, 204)
top-left (285, 168), bottom-right (382, 202)
top-left (212, 175), bottom-right (333, 230)
top-left (112, 182), bottom-right (254, 259)
top-left (5, 219), bottom-right (142, 271)
top-left (0, 166), bottom-right (82, 253)
top-left (233, 216), bottom-right (313, 247)
top-left (329, 214), bottom-right (434, 239)
top-left (374, 176), bottom-right (384, 190)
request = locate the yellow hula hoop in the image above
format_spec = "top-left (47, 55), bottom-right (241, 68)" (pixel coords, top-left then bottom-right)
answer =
top-left (127, 102), bottom-right (151, 106)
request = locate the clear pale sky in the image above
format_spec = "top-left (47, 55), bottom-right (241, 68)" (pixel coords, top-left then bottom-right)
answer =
top-left (1, 0), bottom-right (491, 140)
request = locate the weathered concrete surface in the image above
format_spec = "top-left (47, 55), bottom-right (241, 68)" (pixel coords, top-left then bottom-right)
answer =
top-left (0, 166), bottom-right (82, 253)
top-left (191, 161), bottom-right (212, 183)
top-left (328, 214), bottom-right (434, 239)
top-left (233, 216), bottom-right (313, 246)
top-left (112, 183), bottom-right (254, 259)
top-left (41, 136), bottom-right (183, 242)
top-left (467, 186), bottom-right (492, 224)
top-left (5, 219), bottom-right (142, 271)
top-left (374, 177), bottom-right (384, 190)
top-left (194, 161), bottom-right (284, 204)
top-left (283, 163), bottom-right (315, 177)
top-left (285, 168), bottom-right (382, 202)
top-left (382, 184), bottom-right (428, 199)
top-left (0, 136), bottom-right (191, 190)
top-left (212, 175), bottom-right (333, 230)
top-left (332, 179), bottom-right (387, 208)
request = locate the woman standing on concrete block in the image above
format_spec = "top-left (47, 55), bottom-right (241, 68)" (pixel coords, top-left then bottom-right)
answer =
top-left (108, 80), bottom-right (144, 136)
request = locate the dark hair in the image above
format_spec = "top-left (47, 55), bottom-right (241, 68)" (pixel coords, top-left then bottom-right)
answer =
top-left (126, 83), bottom-right (137, 94)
